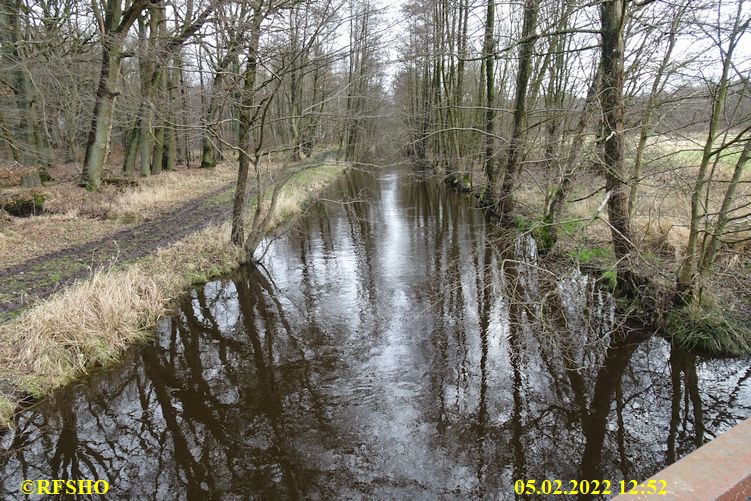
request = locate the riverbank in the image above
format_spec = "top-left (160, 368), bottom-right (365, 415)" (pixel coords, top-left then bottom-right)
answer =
top-left (0, 157), bottom-right (347, 426)
top-left (440, 133), bottom-right (751, 355)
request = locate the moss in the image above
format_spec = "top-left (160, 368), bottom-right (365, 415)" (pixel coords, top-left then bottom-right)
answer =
top-left (39, 170), bottom-right (54, 183)
top-left (514, 216), bottom-right (534, 232)
top-left (446, 172), bottom-right (472, 192)
top-left (599, 269), bottom-right (617, 291)
top-left (19, 375), bottom-right (58, 400)
top-left (187, 264), bottom-right (235, 285)
top-left (570, 246), bottom-right (613, 263)
top-left (532, 225), bottom-right (554, 252)
top-left (1, 192), bottom-right (46, 217)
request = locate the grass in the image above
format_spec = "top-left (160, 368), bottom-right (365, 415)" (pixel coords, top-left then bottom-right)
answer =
top-left (514, 216), bottom-right (534, 232)
top-left (266, 164), bottom-right (344, 231)
top-left (0, 160), bottom-right (347, 427)
top-left (599, 269), bottom-right (617, 291)
top-left (0, 255), bottom-right (90, 305)
top-left (648, 141), bottom-right (744, 172)
top-left (667, 300), bottom-right (751, 356)
top-left (482, 132), bottom-right (750, 355)
top-left (0, 396), bottom-right (13, 426)
top-left (570, 246), bottom-right (613, 263)
top-left (107, 162), bottom-right (239, 222)
top-left (0, 162), bottom-right (242, 271)
top-left (2, 268), bottom-right (167, 400)
top-left (498, 132), bottom-right (750, 272)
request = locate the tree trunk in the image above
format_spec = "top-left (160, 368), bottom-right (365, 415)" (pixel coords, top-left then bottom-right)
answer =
top-left (164, 61), bottom-right (178, 171)
top-left (149, 2), bottom-right (167, 175)
top-left (676, 2), bottom-right (744, 300)
top-left (231, 12), bottom-right (263, 246)
top-left (200, 58), bottom-right (231, 168)
top-left (1, 0), bottom-right (35, 166)
top-left (200, 98), bottom-right (220, 168)
top-left (139, 101), bottom-right (153, 176)
top-left (82, 34), bottom-right (124, 190)
top-left (629, 5), bottom-right (684, 217)
top-left (123, 119), bottom-right (140, 175)
top-left (599, 0), bottom-right (635, 296)
top-left (0, 109), bottom-right (19, 161)
top-left (177, 51), bottom-right (191, 166)
top-left (151, 120), bottom-right (164, 174)
top-left (480, 0), bottom-right (496, 203)
top-left (541, 64), bottom-right (602, 248)
top-left (496, 0), bottom-right (540, 220)
top-left (698, 137), bottom-right (751, 277)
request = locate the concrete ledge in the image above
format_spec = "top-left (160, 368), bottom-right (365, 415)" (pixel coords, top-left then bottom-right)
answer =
top-left (614, 418), bottom-right (751, 500)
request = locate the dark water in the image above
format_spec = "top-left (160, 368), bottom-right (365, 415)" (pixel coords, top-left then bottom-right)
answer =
top-left (2, 169), bottom-right (750, 500)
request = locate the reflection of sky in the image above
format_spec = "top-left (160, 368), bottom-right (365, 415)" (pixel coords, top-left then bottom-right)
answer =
top-left (1, 169), bottom-right (750, 500)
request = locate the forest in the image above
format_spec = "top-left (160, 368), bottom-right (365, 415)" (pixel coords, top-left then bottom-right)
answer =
top-left (392, 0), bottom-right (751, 342)
top-left (0, 0), bottom-right (748, 318)
top-left (0, 0), bottom-right (750, 497)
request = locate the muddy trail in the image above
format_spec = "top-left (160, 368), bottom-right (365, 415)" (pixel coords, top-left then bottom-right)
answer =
top-left (0, 182), bottom-right (234, 316)
top-left (0, 154), bottom-right (332, 316)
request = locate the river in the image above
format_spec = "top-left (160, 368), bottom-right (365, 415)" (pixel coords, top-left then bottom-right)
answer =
top-left (2, 167), bottom-right (750, 499)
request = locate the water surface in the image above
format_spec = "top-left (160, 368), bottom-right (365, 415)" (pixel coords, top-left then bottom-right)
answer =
top-left (2, 168), bottom-right (750, 499)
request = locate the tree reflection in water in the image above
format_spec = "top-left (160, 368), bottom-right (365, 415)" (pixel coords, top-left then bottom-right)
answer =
top-left (1, 169), bottom-right (749, 500)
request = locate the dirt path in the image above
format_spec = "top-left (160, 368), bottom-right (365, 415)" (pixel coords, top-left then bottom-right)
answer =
top-left (0, 181), bottom-right (237, 316)
top-left (0, 153), bottom-right (338, 317)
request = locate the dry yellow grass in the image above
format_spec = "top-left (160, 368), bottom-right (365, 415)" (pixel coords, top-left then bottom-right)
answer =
top-left (108, 162), bottom-right (239, 221)
top-left (0, 162), bottom-right (240, 270)
top-left (514, 133), bottom-right (751, 263)
top-left (267, 162), bottom-right (346, 229)
top-left (2, 268), bottom-right (167, 397)
top-left (0, 161), bottom-right (347, 426)
top-left (0, 161), bottom-right (283, 271)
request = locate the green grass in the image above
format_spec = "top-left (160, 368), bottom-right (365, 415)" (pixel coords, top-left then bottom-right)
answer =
top-left (514, 216), bottom-right (534, 232)
top-left (647, 144), bottom-right (744, 171)
top-left (667, 302), bottom-right (751, 356)
top-left (560, 219), bottom-right (584, 235)
top-left (203, 187), bottom-right (235, 207)
top-left (570, 246), bottom-right (613, 263)
top-left (186, 263), bottom-right (237, 285)
top-left (533, 218), bottom-right (586, 252)
top-left (0, 257), bottom-right (89, 294)
top-left (566, 245), bottom-right (618, 290)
